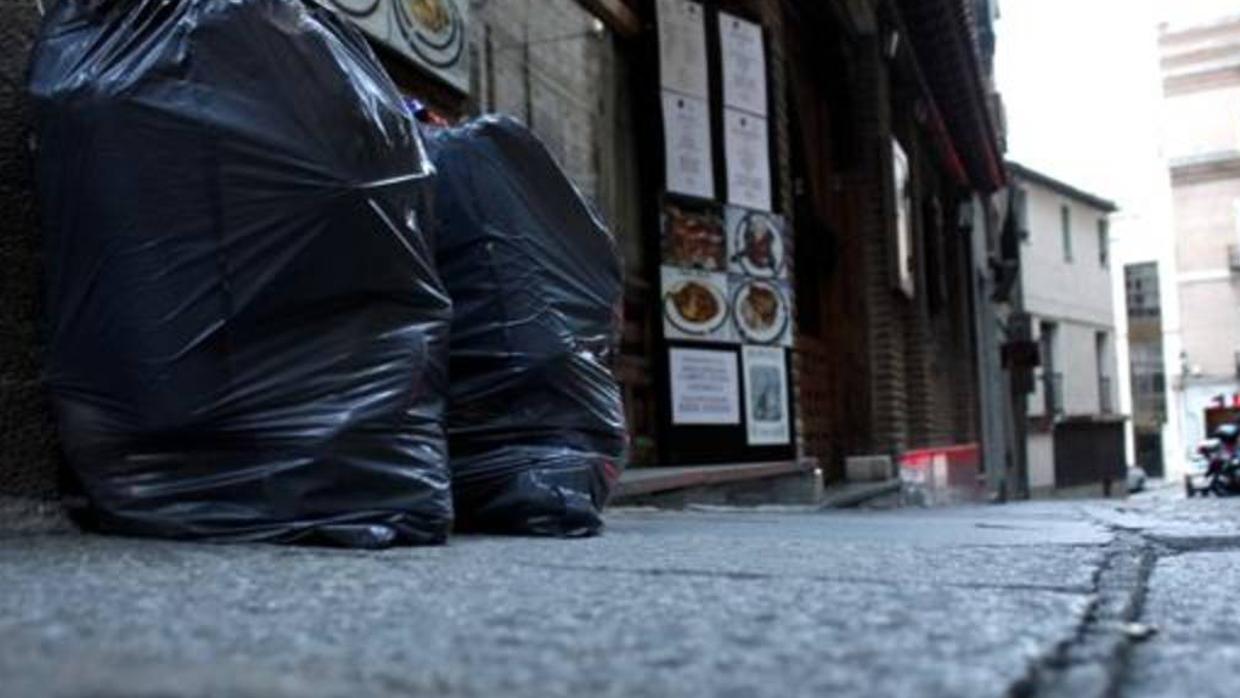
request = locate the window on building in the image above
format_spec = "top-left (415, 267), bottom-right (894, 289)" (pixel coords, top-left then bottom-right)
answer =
top-left (1060, 204), bottom-right (1072, 262)
top-left (1040, 321), bottom-right (1062, 415)
top-left (1124, 262), bottom-right (1161, 319)
top-left (1098, 218), bottom-right (1109, 267)
top-left (1096, 331), bottom-right (1112, 414)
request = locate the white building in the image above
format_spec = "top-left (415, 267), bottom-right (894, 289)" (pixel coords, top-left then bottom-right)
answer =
top-left (1010, 162), bottom-right (1127, 495)
top-left (1158, 11), bottom-right (1240, 455)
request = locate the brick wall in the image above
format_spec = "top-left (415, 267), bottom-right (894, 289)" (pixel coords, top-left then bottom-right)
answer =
top-left (852, 37), bottom-right (908, 457)
top-left (0, 0), bottom-right (58, 501)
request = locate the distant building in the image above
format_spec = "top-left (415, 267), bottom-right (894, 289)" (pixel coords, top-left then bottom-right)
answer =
top-left (1124, 261), bottom-right (1170, 477)
top-left (1009, 162), bottom-right (1125, 496)
top-left (1158, 12), bottom-right (1240, 447)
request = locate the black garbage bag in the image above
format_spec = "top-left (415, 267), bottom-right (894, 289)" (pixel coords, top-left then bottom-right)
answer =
top-left (28, 0), bottom-right (453, 547)
top-left (424, 116), bottom-right (626, 537)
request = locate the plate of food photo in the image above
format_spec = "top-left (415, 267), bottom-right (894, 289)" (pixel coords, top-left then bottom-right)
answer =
top-left (733, 280), bottom-right (788, 344)
top-left (395, 0), bottom-right (465, 69)
top-left (664, 278), bottom-right (728, 336)
top-left (665, 203), bottom-right (726, 271)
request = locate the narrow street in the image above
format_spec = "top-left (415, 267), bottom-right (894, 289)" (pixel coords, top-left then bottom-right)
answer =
top-left (2, 488), bottom-right (1236, 698)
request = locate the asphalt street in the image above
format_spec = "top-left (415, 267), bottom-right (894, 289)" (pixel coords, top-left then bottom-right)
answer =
top-left (0, 486), bottom-right (1237, 698)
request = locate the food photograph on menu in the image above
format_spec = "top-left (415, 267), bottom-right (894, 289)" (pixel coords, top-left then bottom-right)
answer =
top-left (663, 198), bottom-right (727, 271)
top-left (727, 207), bottom-right (788, 279)
top-left (731, 278), bottom-right (790, 346)
top-left (662, 267), bottom-right (731, 343)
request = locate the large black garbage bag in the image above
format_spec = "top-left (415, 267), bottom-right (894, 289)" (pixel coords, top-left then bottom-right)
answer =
top-left (424, 116), bottom-right (626, 536)
top-left (28, 0), bottom-right (453, 547)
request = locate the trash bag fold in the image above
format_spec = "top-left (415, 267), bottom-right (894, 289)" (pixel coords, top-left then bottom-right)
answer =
top-left (425, 115), bottom-right (626, 537)
top-left (29, 0), bottom-right (452, 547)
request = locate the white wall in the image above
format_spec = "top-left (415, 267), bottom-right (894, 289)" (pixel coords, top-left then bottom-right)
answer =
top-left (1020, 175), bottom-right (1121, 422)
top-left (1028, 432), bottom-right (1055, 490)
top-left (1020, 183), bottom-right (1116, 326)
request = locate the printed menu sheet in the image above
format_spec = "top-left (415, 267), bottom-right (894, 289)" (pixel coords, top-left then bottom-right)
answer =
top-left (657, 0), bottom-right (709, 98)
top-left (719, 11), bottom-right (767, 116)
top-left (670, 348), bottom-right (741, 425)
top-left (663, 91), bottom-right (716, 200)
top-left (724, 109), bottom-right (771, 212)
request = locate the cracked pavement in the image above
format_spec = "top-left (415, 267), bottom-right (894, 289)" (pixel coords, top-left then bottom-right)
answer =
top-left (0, 487), bottom-right (1237, 697)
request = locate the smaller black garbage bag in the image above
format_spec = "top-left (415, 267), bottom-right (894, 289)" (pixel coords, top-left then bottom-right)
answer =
top-left (29, 0), bottom-right (452, 547)
top-left (425, 116), bottom-right (626, 536)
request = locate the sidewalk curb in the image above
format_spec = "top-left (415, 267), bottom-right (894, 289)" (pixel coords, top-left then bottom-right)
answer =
top-left (819, 479), bottom-right (902, 509)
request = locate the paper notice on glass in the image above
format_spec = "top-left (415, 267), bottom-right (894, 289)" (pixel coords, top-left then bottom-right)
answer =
top-left (724, 109), bottom-right (771, 212)
top-left (742, 345), bottom-right (790, 445)
top-left (657, 0), bottom-right (709, 98)
top-left (663, 92), bottom-right (715, 200)
top-left (719, 12), bottom-right (767, 116)
top-left (670, 348), bottom-right (741, 425)
top-left (893, 137), bottom-right (915, 298)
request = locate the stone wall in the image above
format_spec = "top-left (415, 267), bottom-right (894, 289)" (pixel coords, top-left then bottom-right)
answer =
top-left (0, 0), bottom-right (58, 501)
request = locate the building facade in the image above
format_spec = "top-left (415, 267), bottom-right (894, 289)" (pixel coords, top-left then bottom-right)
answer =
top-left (1009, 162), bottom-right (1125, 495)
top-left (1124, 260), bottom-right (1171, 477)
top-left (1158, 12), bottom-right (1240, 449)
top-left (0, 0), bottom-right (1011, 506)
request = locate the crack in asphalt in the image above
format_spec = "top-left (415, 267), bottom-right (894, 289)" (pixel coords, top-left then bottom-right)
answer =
top-left (1146, 534), bottom-right (1240, 554)
top-left (510, 560), bottom-right (1097, 596)
top-left (1008, 528), bottom-right (1157, 698)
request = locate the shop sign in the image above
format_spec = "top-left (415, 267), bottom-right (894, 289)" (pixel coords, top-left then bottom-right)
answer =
top-left (321, 0), bottom-right (470, 94)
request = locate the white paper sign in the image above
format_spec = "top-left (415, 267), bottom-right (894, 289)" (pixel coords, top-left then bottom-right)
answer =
top-left (719, 12), bottom-right (767, 116)
top-left (724, 109), bottom-right (771, 212)
top-left (742, 346), bottom-right (790, 445)
top-left (893, 137), bottom-right (915, 298)
top-left (663, 92), bottom-right (716, 200)
top-left (657, 0), bottom-right (709, 98)
top-left (671, 349), bottom-right (741, 425)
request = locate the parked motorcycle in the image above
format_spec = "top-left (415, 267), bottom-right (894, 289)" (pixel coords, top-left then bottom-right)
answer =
top-left (1185, 424), bottom-right (1240, 497)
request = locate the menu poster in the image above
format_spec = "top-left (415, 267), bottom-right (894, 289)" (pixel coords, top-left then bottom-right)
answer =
top-left (663, 92), bottom-right (716, 200)
top-left (670, 348), bottom-right (741, 425)
top-left (657, 0), bottom-right (709, 99)
top-left (662, 267), bottom-right (732, 343)
top-left (724, 109), bottom-right (771, 212)
top-left (742, 345), bottom-right (790, 446)
top-left (719, 12), bottom-right (767, 116)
